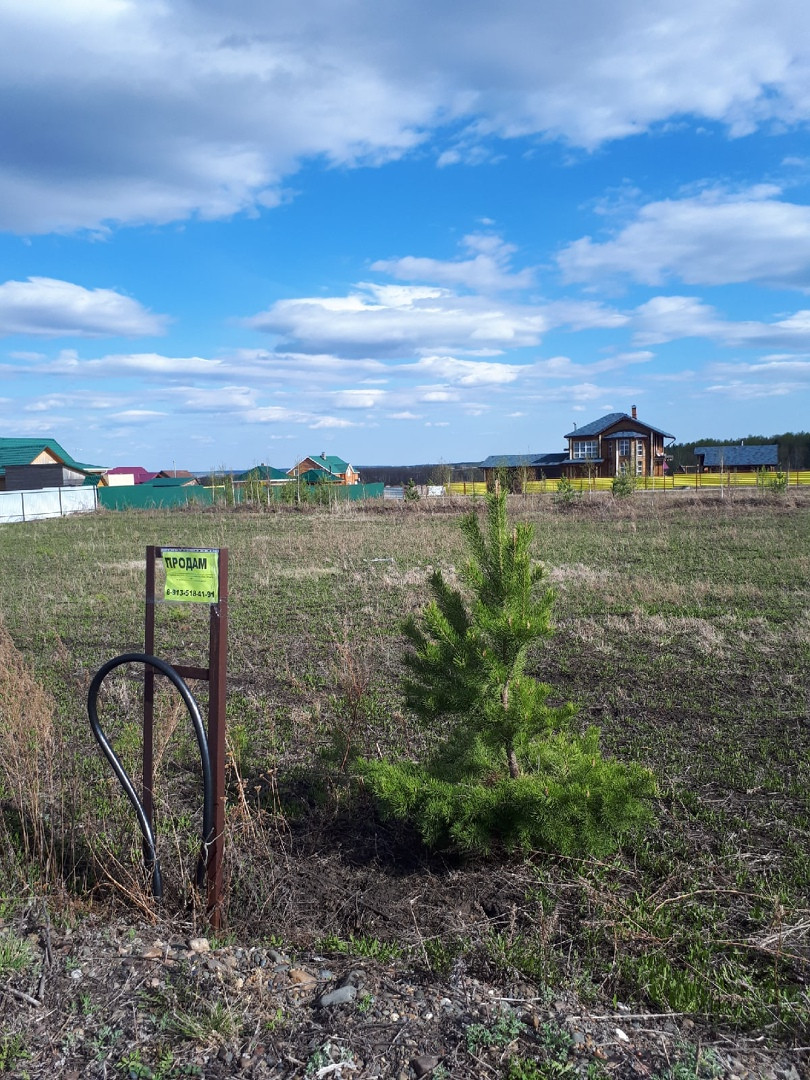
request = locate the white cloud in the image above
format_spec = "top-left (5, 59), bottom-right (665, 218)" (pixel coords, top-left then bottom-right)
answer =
top-left (42, 350), bottom-right (223, 377)
top-left (372, 233), bottom-right (535, 292)
top-left (171, 385), bottom-right (257, 412)
top-left (111, 409), bottom-right (167, 419)
top-left (705, 379), bottom-right (801, 399)
top-left (419, 388), bottom-right (460, 402)
top-left (0, 277), bottom-right (167, 336)
top-left (706, 358), bottom-right (810, 401)
top-left (529, 351), bottom-right (654, 377)
top-left (331, 389), bottom-right (387, 408)
top-left (4, 3), bottom-right (810, 231)
top-left (541, 300), bottom-right (629, 331)
top-left (408, 355), bottom-right (525, 385)
top-left (558, 187), bottom-right (810, 290)
top-left (633, 295), bottom-right (810, 349)
top-left (309, 416), bottom-right (357, 428)
top-left (246, 284), bottom-right (548, 357)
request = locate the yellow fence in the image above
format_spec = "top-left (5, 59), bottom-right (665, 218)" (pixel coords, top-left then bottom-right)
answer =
top-left (447, 472), bottom-right (810, 496)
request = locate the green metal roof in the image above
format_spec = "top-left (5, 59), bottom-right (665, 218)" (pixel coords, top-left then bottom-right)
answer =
top-left (308, 454), bottom-right (350, 472)
top-left (141, 476), bottom-right (199, 487)
top-left (299, 468), bottom-right (339, 483)
top-left (237, 465), bottom-right (289, 481)
top-left (0, 437), bottom-right (105, 477)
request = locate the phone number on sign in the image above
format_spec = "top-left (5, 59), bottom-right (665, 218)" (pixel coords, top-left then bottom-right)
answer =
top-left (167, 588), bottom-right (215, 599)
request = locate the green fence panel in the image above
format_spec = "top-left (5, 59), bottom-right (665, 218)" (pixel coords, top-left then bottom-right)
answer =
top-left (99, 486), bottom-right (215, 510)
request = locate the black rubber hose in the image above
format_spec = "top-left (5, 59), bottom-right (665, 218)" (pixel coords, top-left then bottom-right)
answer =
top-left (87, 652), bottom-right (214, 899)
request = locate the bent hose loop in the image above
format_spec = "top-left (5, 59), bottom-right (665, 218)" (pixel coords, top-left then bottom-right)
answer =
top-left (87, 652), bottom-right (214, 899)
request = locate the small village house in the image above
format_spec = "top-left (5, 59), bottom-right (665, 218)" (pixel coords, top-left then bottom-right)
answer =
top-left (0, 437), bottom-right (106, 491)
top-left (155, 468), bottom-right (197, 481)
top-left (479, 452), bottom-right (568, 490)
top-left (693, 444), bottom-right (778, 472)
top-left (106, 466), bottom-right (158, 485)
top-left (235, 465), bottom-right (289, 484)
top-left (287, 453), bottom-right (360, 484)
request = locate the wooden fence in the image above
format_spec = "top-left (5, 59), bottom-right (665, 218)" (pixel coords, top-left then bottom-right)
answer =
top-left (448, 471), bottom-right (810, 496)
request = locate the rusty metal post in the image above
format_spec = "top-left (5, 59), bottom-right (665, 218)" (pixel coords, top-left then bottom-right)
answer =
top-left (206, 549), bottom-right (228, 927)
top-left (143, 547), bottom-right (157, 836)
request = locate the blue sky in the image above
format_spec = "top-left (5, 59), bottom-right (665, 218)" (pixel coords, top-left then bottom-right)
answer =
top-left (2, 1), bottom-right (810, 471)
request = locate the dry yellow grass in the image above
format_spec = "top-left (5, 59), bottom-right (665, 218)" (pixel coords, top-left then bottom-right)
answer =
top-left (0, 615), bottom-right (56, 871)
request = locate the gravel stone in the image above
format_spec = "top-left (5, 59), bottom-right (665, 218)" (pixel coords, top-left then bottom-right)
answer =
top-left (318, 984), bottom-right (358, 1007)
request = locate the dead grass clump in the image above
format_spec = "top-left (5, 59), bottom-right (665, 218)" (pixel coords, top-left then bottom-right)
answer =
top-left (607, 611), bottom-right (727, 653)
top-left (0, 617), bottom-right (56, 873)
top-left (547, 563), bottom-right (616, 589)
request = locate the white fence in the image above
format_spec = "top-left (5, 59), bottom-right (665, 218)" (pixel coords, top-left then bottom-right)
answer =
top-left (0, 485), bottom-right (98, 524)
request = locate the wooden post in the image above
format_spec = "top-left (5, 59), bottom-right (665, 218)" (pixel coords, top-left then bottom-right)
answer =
top-left (207, 550), bottom-right (228, 927)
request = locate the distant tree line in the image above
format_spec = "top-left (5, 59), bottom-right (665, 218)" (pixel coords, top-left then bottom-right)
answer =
top-left (669, 432), bottom-right (810, 471)
top-left (357, 462), bottom-right (484, 486)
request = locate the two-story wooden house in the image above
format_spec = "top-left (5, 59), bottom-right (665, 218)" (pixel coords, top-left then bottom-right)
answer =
top-left (562, 408), bottom-right (674, 479)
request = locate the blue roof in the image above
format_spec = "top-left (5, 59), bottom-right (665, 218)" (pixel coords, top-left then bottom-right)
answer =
top-left (565, 412), bottom-right (675, 439)
top-left (603, 430), bottom-right (649, 439)
top-left (534, 452), bottom-right (569, 466)
top-left (695, 445), bottom-right (778, 468)
top-left (479, 452), bottom-right (567, 469)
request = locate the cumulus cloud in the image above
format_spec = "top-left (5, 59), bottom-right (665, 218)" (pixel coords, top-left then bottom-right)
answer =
top-left (633, 295), bottom-right (810, 349)
top-left (0, 277), bottom-right (168, 336)
top-left (407, 355), bottom-right (525, 385)
top-left (246, 283), bottom-right (548, 357)
top-left (4, 2), bottom-right (810, 231)
top-left (558, 187), bottom-right (810, 290)
top-left (373, 233), bottom-right (535, 292)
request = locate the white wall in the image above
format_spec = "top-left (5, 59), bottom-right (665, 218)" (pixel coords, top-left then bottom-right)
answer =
top-left (0, 486), bottom-right (98, 524)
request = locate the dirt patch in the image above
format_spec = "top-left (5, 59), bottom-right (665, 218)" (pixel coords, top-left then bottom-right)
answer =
top-left (2, 852), bottom-right (806, 1080)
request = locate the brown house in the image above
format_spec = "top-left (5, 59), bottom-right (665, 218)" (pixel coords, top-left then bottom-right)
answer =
top-left (287, 453), bottom-right (359, 485)
top-left (563, 407), bottom-right (674, 479)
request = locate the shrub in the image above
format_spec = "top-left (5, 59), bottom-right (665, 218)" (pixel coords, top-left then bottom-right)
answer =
top-left (611, 470), bottom-right (636, 498)
top-left (358, 490), bottom-right (655, 854)
top-left (552, 476), bottom-right (580, 508)
top-left (768, 470), bottom-right (788, 493)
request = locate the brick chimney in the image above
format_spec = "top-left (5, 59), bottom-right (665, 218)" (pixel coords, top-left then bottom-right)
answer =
top-left (631, 405), bottom-right (637, 419)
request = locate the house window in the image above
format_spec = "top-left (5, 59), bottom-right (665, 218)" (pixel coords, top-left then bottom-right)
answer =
top-left (572, 440), bottom-right (598, 460)
top-left (636, 442), bottom-right (644, 457)
top-left (618, 439), bottom-right (630, 457)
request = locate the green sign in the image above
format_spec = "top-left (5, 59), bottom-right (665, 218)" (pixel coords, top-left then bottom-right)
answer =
top-left (163, 548), bottom-right (219, 604)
